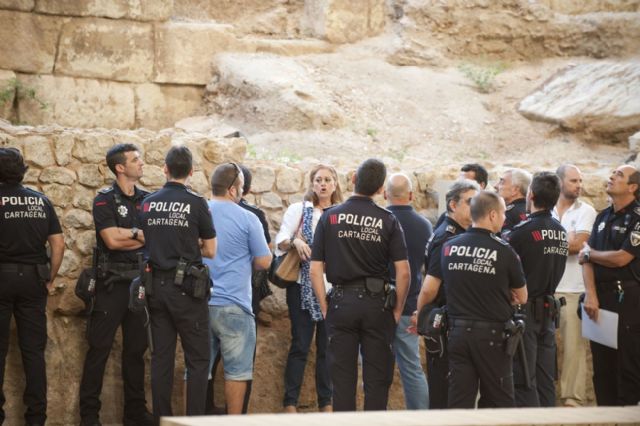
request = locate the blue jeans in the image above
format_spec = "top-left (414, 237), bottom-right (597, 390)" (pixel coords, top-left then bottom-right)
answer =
top-left (394, 315), bottom-right (429, 409)
top-left (283, 284), bottom-right (332, 408)
top-left (208, 305), bottom-right (256, 381)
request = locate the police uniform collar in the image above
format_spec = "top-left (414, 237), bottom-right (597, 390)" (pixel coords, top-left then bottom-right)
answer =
top-left (509, 198), bottom-right (526, 206)
top-left (528, 210), bottom-right (551, 219)
top-left (387, 204), bottom-right (413, 212)
top-left (0, 182), bottom-right (22, 188)
top-left (164, 181), bottom-right (187, 189)
top-left (112, 181), bottom-right (142, 199)
top-left (445, 217), bottom-right (465, 232)
top-left (348, 195), bottom-right (374, 203)
top-left (467, 227), bottom-right (493, 235)
top-left (613, 199), bottom-right (639, 216)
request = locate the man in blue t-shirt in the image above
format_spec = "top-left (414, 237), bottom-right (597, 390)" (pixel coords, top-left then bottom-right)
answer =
top-left (205, 163), bottom-right (272, 414)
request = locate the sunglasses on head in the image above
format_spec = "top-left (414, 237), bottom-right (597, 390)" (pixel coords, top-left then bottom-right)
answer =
top-left (227, 162), bottom-right (242, 191)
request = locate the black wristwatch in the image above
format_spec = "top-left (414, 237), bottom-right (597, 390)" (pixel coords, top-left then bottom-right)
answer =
top-left (131, 227), bottom-right (139, 240)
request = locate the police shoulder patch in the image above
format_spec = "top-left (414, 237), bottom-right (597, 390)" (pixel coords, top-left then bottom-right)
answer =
top-left (631, 231), bottom-right (640, 247)
top-left (506, 203), bottom-right (514, 211)
top-left (512, 217), bottom-right (531, 230)
top-left (634, 207), bottom-right (640, 216)
top-left (98, 186), bottom-right (114, 195)
top-left (491, 233), bottom-right (509, 246)
top-left (445, 224), bottom-right (457, 234)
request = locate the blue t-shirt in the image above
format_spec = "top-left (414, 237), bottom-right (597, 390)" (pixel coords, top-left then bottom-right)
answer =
top-left (205, 199), bottom-right (271, 315)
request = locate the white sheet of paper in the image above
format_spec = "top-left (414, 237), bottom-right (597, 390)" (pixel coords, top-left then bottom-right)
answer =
top-left (581, 304), bottom-right (618, 349)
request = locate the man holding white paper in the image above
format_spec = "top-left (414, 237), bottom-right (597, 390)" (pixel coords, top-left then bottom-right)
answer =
top-left (579, 165), bottom-right (640, 406)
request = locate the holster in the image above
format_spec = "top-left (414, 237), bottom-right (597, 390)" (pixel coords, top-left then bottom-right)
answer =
top-left (184, 264), bottom-right (211, 300)
top-left (418, 304), bottom-right (448, 358)
top-left (383, 283), bottom-right (397, 311)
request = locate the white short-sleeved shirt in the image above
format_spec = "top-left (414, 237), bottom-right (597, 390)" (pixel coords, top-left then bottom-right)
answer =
top-left (552, 199), bottom-right (597, 293)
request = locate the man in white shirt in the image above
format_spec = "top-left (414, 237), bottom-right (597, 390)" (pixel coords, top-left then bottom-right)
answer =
top-left (552, 164), bottom-right (597, 407)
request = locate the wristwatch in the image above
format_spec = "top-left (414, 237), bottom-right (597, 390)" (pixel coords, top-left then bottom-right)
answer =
top-left (582, 249), bottom-right (590, 263)
top-left (131, 227), bottom-right (139, 240)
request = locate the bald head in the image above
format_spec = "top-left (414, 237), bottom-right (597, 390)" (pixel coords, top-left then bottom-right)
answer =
top-left (385, 173), bottom-right (413, 205)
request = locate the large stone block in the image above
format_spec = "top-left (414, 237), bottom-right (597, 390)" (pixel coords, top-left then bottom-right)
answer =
top-left (17, 74), bottom-right (135, 129)
top-left (54, 133), bottom-right (75, 166)
top-left (154, 22), bottom-right (242, 85)
top-left (303, 0), bottom-right (386, 43)
top-left (42, 183), bottom-right (73, 208)
top-left (35, 0), bottom-right (173, 21)
top-left (39, 167), bottom-right (76, 185)
top-left (140, 164), bottom-right (166, 189)
top-left (22, 135), bottom-right (54, 168)
top-left (0, 70), bottom-right (16, 121)
top-left (250, 166), bottom-right (276, 193)
top-left (56, 18), bottom-right (153, 83)
top-left (0, 11), bottom-right (63, 73)
top-left (135, 84), bottom-right (203, 130)
top-left (276, 167), bottom-right (303, 193)
top-left (63, 209), bottom-right (93, 229)
top-left (77, 164), bottom-right (103, 187)
top-left (73, 132), bottom-right (116, 163)
top-left (0, 0), bottom-right (34, 11)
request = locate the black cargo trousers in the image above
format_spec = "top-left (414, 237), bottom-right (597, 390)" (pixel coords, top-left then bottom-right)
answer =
top-left (325, 286), bottom-right (396, 411)
top-left (0, 265), bottom-right (48, 425)
top-left (79, 271), bottom-right (148, 422)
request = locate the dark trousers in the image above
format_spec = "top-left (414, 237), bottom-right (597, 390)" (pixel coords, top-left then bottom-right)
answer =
top-left (326, 288), bottom-right (395, 411)
top-left (513, 307), bottom-right (556, 407)
top-left (591, 286), bottom-right (640, 406)
top-left (0, 268), bottom-right (48, 425)
top-left (426, 350), bottom-right (448, 409)
top-left (148, 276), bottom-right (210, 420)
top-left (283, 284), bottom-right (332, 408)
top-left (79, 277), bottom-right (148, 421)
top-left (447, 325), bottom-right (515, 408)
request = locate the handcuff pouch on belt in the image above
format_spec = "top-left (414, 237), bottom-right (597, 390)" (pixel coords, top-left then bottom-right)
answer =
top-left (503, 313), bottom-right (525, 357)
top-left (75, 247), bottom-right (99, 316)
top-left (364, 277), bottom-right (396, 310)
top-left (173, 258), bottom-right (211, 300)
top-left (417, 304), bottom-right (448, 358)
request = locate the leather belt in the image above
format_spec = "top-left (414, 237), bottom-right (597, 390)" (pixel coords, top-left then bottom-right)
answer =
top-left (334, 279), bottom-right (366, 290)
top-left (0, 263), bottom-right (39, 273)
top-left (153, 268), bottom-right (177, 279)
top-left (449, 318), bottom-right (504, 329)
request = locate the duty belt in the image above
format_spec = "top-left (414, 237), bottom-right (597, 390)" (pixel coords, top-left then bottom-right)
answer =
top-left (153, 268), bottom-right (178, 280)
top-left (597, 280), bottom-right (639, 291)
top-left (105, 262), bottom-right (138, 272)
top-left (449, 318), bottom-right (504, 329)
top-left (0, 263), bottom-right (39, 273)
top-left (334, 279), bottom-right (366, 290)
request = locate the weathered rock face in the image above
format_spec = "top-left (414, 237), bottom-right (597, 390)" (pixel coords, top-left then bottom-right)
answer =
top-left (540, 0), bottom-right (640, 14)
top-left (303, 0), bottom-right (385, 43)
top-left (206, 53), bottom-right (345, 132)
top-left (35, 0), bottom-right (174, 21)
top-left (518, 61), bottom-right (640, 141)
top-left (134, 84), bottom-right (204, 130)
top-left (0, 69), bottom-right (16, 121)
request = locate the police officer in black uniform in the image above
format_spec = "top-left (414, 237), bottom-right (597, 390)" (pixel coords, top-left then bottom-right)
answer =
top-left (579, 165), bottom-right (640, 406)
top-left (441, 191), bottom-right (528, 408)
top-left (496, 168), bottom-right (531, 236)
top-left (504, 172), bottom-right (568, 407)
top-left (79, 144), bottom-right (153, 426)
top-left (0, 147), bottom-right (65, 426)
top-left (310, 158), bottom-right (410, 411)
top-left (415, 179), bottom-right (479, 409)
top-left (434, 164), bottom-right (488, 229)
top-left (140, 146), bottom-right (216, 421)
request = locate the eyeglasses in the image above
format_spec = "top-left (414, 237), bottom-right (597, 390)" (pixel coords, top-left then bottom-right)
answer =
top-left (227, 162), bottom-right (242, 192)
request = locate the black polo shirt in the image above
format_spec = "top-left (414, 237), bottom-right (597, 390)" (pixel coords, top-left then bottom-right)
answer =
top-left (0, 183), bottom-right (62, 264)
top-left (501, 198), bottom-right (527, 236)
top-left (311, 195), bottom-right (408, 285)
top-left (240, 198), bottom-right (271, 245)
top-left (93, 182), bottom-right (149, 264)
top-left (425, 216), bottom-right (466, 307)
top-left (140, 182), bottom-right (216, 270)
top-left (589, 200), bottom-right (640, 283)
top-left (387, 204), bottom-right (433, 315)
top-left (505, 210), bottom-right (568, 298)
top-left (442, 228), bottom-right (526, 322)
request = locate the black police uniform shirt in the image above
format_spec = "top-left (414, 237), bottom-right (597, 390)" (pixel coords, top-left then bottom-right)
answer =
top-left (240, 198), bottom-right (271, 245)
top-left (311, 195), bottom-right (408, 285)
top-left (140, 182), bottom-right (216, 270)
top-left (588, 200), bottom-right (640, 283)
top-left (505, 210), bottom-right (568, 298)
top-left (387, 205), bottom-right (433, 316)
top-left (425, 216), bottom-right (466, 306)
top-left (93, 182), bottom-right (149, 264)
top-left (501, 198), bottom-right (527, 236)
top-left (441, 228), bottom-right (526, 322)
top-left (0, 183), bottom-right (62, 264)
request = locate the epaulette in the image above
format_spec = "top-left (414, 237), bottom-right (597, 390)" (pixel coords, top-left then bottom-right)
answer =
top-left (512, 217), bottom-right (532, 230)
top-left (633, 206), bottom-right (640, 217)
top-left (491, 233), bottom-right (509, 246)
top-left (373, 203), bottom-right (392, 214)
top-left (506, 203), bottom-right (514, 211)
top-left (445, 224), bottom-right (458, 235)
top-left (185, 187), bottom-right (205, 198)
top-left (98, 187), bottom-right (114, 195)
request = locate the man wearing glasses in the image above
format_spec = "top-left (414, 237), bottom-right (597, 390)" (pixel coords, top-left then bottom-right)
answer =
top-left (204, 163), bottom-right (272, 413)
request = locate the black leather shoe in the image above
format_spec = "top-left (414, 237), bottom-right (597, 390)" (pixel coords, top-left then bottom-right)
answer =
top-left (123, 410), bottom-right (154, 426)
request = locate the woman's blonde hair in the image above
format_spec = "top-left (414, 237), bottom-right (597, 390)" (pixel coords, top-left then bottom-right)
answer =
top-left (304, 164), bottom-right (343, 206)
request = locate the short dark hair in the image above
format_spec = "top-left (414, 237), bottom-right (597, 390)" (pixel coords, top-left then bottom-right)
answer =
top-left (530, 171), bottom-right (561, 210)
top-left (461, 163), bottom-right (488, 188)
top-left (470, 191), bottom-right (503, 222)
top-left (106, 143), bottom-right (139, 175)
top-left (0, 148), bottom-right (28, 184)
top-left (354, 158), bottom-right (386, 196)
top-left (211, 163), bottom-right (242, 196)
top-left (446, 179), bottom-right (480, 213)
top-left (239, 164), bottom-right (252, 195)
top-left (165, 146), bottom-right (193, 179)
top-left (628, 170), bottom-right (640, 200)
